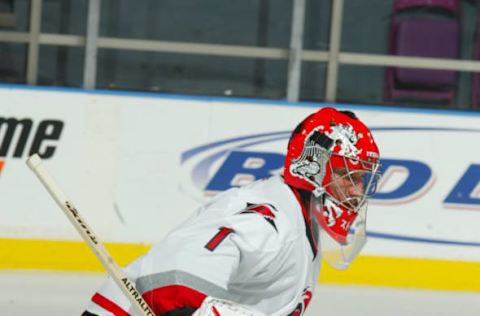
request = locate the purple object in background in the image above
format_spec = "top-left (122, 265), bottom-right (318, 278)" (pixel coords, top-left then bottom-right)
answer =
top-left (395, 19), bottom-right (458, 86)
top-left (385, 0), bottom-right (460, 104)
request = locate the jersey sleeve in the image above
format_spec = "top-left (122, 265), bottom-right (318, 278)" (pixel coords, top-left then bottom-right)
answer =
top-left (144, 201), bottom-right (281, 312)
top-left (83, 201), bottom-right (281, 316)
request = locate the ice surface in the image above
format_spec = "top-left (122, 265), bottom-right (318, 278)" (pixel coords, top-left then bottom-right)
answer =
top-left (1, 271), bottom-right (479, 316)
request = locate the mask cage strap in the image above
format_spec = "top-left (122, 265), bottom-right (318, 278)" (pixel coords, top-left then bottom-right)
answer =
top-left (311, 131), bottom-right (334, 150)
top-left (363, 161), bottom-right (381, 196)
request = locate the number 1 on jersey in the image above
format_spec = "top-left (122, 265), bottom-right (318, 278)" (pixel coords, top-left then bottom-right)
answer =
top-left (205, 227), bottom-right (234, 251)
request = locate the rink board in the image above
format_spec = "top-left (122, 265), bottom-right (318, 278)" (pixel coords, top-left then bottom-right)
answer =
top-left (1, 238), bottom-right (479, 292)
top-left (0, 84), bottom-right (479, 291)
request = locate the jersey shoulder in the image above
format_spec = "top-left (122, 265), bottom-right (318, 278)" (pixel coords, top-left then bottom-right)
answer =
top-left (222, 176), bottom-right (305, 246)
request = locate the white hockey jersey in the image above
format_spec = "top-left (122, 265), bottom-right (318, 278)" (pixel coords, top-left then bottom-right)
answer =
top-left (84, 176), bottom-right (322, 316)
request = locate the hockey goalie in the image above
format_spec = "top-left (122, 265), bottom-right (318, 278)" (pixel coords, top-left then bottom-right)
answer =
top-left (82, 107), bottom-right (381, 316)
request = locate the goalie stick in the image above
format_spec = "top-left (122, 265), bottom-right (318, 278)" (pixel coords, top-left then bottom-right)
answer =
top-left (26, 154), bottom-right (156, 316)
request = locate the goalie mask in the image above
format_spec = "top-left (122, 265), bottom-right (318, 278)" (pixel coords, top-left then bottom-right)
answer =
top-left (284, 107), bottom-right (381, 270)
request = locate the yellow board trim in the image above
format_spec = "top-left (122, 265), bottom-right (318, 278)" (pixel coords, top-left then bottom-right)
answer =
top-left (0, 238), bottom-right (150, 272)
top-left (1, 238), bottom-right (479, 291)
top-left (320, 255), bottom-right (480, 292)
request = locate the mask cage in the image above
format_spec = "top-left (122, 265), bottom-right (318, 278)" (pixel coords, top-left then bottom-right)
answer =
top-left (323, 154), bottom-right (381, 211)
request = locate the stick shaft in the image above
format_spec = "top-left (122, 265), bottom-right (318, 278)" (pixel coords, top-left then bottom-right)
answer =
top-left (26, 154), bottom-right (155, 316)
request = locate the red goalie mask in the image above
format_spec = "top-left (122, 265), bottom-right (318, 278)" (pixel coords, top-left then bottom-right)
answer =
top-left (284, 107), bottom-right (381, 269)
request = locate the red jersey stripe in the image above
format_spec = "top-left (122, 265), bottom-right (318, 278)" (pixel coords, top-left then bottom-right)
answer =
top-left (212, 306), bottom-right (221, 316)
top-left (92, 292), bottom-right (130, 316)
top-left (143, 284), bottom-right (207, 315)
top-left (290, 188), bottom-right (318, 257)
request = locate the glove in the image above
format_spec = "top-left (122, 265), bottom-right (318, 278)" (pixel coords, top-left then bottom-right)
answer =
top-left (192, 297), bottom-right (266, 316)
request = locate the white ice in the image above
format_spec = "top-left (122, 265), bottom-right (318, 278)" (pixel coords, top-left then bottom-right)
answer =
top-left (1, 270), bottom-right (479, 316)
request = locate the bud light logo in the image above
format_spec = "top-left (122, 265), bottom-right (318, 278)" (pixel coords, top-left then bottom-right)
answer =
top-left (181, 131), bottom-right (290, 195)
top-left (180, 126), bottom-right (480, 248)
top-left (182, 127), bottom-right (480, 208)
